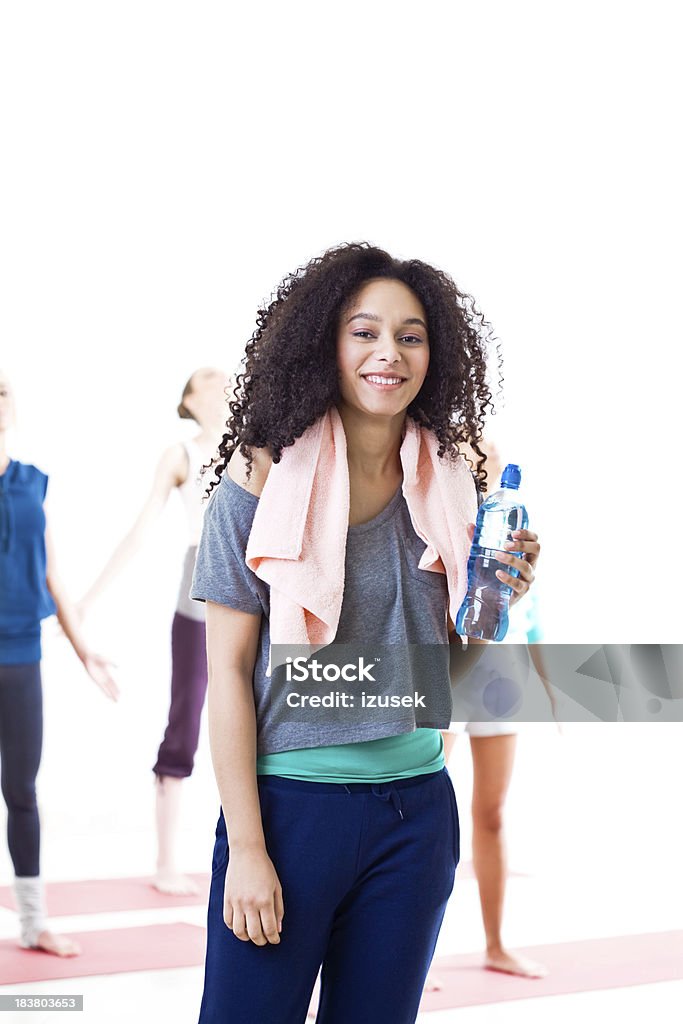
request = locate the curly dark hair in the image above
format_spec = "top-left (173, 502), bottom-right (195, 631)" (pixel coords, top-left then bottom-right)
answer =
top-left (207, 242), bottom-right (502, 497)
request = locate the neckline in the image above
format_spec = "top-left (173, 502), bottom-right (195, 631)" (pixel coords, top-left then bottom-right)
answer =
top-left (0, 457), bottom-right (14, 482)
top-left (223, 471), bottom-right (404, 533)
top-left (347, 484), bottom-right (403, 535)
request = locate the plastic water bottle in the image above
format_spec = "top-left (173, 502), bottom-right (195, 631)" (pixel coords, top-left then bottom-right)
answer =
top-left (455, 463), bottom-right (529, 642)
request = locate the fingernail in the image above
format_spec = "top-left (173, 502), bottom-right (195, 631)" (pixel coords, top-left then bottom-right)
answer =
top-left (504, 541), bottom-right (515, 549)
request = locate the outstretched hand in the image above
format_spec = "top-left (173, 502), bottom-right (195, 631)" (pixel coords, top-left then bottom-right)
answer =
top-left (82, 651), bottom-right (120, 701)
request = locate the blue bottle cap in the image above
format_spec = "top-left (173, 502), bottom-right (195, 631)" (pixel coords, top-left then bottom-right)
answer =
top-left (501, 463), bottom-right (522, 489)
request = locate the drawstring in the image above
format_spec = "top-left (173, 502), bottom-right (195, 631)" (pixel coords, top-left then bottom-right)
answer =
top-left (371, 784), bottom-right (404, 821)
top-left (341, 782), bottom-right (405, 821)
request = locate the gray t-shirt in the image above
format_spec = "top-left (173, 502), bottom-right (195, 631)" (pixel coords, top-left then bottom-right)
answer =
top-left (191, 472), bottom-right (461, 755)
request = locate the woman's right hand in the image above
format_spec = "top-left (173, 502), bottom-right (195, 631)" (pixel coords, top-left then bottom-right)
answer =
top-left (223, 847), bottom-right (284, 946)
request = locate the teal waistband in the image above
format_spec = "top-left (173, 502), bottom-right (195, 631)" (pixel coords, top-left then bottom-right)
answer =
top-left (256, 728), bottom-right (445, 784)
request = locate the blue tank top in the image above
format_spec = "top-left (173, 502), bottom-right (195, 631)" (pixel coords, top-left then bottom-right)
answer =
top-left (0, 460), bottom-right (57, 664)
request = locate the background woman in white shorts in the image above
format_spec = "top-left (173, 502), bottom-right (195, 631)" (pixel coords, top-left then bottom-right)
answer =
top-left (438, 439), bottom-right (547, 981)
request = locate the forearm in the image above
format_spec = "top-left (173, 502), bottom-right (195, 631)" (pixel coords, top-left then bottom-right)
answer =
top-left (207, 667), bottom-right (266, 852)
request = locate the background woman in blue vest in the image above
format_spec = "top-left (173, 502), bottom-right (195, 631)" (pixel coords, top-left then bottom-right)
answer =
top-left (0, 371), bottom-right (118, 957)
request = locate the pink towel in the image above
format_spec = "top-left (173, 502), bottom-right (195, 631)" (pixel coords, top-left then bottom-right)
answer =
top-left (245, 406), bottom-right (477, 674)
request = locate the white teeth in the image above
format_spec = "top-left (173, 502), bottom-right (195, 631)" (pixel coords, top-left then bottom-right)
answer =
top-left (364, 375), bottom-right (403, 385)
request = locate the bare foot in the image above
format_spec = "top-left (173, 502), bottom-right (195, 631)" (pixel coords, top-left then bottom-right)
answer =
top-left (152, 870), bottom-right (200, 896)
top-left (423, 971), bottom-right (444, 992)
top-left (32, 930), bottom-right (81, 957)
top-left (485, 949), bottom-right (548, 978)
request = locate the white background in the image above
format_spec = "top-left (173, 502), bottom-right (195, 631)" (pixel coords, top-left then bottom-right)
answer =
top-left (1, 0), bottom-right (681, 948)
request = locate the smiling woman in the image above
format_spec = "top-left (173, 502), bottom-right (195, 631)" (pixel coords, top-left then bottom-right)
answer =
top-left (207, 241), bottom-right (502, 499)
top-left (188, 242), bottom-right (536, 1024)
top-left (335, 277), bottom-right (433, 525)
top-left (340, 279), bottom-right (430, 403)
top-left (348, 309), bottom-right (427, 395)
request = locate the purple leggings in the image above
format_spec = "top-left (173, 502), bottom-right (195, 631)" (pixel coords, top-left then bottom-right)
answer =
top-left (153, 612), bottom-right (208, 779)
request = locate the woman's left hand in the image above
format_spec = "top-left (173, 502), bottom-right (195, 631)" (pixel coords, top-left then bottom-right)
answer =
top-left (495, 529), bottom-right (540, 607)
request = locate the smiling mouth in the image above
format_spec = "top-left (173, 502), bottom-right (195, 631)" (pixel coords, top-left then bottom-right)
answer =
top-left (361, 374), bottom-right (407, 390)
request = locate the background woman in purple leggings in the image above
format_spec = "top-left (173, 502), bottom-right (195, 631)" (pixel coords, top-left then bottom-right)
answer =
top-left (80, 367), bottom-right (231, 894)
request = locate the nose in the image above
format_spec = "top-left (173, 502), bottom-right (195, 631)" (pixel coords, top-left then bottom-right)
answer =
top-left (373, 330), bottom-right (403, 365)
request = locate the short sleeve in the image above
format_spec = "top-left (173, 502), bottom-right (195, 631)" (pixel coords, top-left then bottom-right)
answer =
top-left (190, 476), bottom-right (263, 615)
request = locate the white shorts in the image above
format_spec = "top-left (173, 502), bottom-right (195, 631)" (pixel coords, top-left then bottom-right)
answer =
top-left (446, 721), bottom-right (519, 737)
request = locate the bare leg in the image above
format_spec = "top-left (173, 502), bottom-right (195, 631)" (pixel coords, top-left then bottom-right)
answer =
top-left (152, 775), bottom-right (199, 895)
top-left (470, 734), bottom-right (547, 978)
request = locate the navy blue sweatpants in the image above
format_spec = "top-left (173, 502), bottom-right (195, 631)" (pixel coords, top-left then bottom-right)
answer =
top-left (198, 767), bottom-right (459, 1024)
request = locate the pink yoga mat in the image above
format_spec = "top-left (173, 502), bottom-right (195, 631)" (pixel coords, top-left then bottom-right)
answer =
top-left (0, 875), bottom-right (210, 916)
top-left (417, 930), bottom-right (683, 1012)
top-left (2, 926), bottom-right (681, 1003)
top-left (303, 930), bottom-right (683, 1015)
top-left (0, 923), bottom-right (206, 985)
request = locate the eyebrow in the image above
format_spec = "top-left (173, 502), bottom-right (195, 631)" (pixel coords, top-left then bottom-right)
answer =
top-left (346, 312), bottom-right (427, 329)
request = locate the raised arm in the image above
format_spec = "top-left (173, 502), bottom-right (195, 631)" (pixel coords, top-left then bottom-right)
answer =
top-left (80, 443), bottom-right (187, 611)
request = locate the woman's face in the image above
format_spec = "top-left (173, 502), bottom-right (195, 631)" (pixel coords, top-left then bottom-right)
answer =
top-left (336, 278), bottom-right (430, 421)
top-left (0, 375), bottom-right (15, 433)
top-left (183, 367), bottom-right (231, 425)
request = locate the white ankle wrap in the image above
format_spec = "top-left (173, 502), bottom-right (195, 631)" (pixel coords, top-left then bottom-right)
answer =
top-left (13, 876), bottom-right (47, 949)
